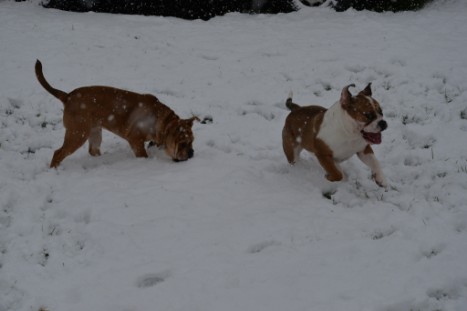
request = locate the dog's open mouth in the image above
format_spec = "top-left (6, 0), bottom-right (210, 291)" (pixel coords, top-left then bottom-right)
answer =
top-left (361, 131), bottom-right (382, 144)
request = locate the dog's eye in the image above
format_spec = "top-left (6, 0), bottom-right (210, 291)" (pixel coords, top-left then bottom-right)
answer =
top-left (363, 112), bottom-right (376, 121)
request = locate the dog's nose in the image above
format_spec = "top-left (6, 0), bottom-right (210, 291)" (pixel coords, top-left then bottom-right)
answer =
top-left (378, 120), bottom-right (388, 131)
top-left (188, 149), bottom-right (194, 158)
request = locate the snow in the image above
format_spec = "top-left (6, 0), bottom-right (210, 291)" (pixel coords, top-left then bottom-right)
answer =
top-left (1, 1), bottom-right (467, 311)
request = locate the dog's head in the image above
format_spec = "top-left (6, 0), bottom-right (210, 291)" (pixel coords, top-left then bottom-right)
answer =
top-left (164, 116), bottom-right (199, 162)
top-left (340, 83), bottom-right (387, 144)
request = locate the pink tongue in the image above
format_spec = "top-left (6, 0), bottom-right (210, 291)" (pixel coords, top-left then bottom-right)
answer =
top-left (362, 131), bottom-right (382, 144)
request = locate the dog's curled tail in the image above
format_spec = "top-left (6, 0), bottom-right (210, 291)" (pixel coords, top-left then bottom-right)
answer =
top-left (35, 60), bottom-right (68, 103)
top-left (285, 91), bottom-right (301, 111)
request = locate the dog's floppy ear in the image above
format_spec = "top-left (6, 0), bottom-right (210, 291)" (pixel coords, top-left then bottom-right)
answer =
top-left (360, 83), bottom-right (372, 96)
top-left (340, 84), bottom-right (355, 107)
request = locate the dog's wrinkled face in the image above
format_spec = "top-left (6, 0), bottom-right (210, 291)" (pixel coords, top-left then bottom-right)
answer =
top-left (165, 117), bottom-right (198, 162)
top-left (340, 83), bottom-right (387, 144)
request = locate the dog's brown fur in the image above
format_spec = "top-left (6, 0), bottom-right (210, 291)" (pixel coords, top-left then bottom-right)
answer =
top-left (35, 60), bottom-right (198, 168)
top-left (282, 104), bottom-right (345, 180)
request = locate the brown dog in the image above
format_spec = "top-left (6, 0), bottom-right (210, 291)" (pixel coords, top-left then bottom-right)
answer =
top-left (282, 84), bottom-right (388, 188)
top-left (35, 60), bottom-right (198, 168)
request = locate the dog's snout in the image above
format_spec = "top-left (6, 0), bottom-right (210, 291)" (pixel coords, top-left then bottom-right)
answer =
top-left (378, 120), bottom-right (388, 131)
top-left (172, 149), bottom-right (193, 162)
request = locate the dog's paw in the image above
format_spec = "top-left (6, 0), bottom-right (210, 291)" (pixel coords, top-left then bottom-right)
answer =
top-left (373, 173), bottom-right (388, 189)
top-left (325, 172), bottom-right (343, 182)
top-left (89, 149), bottom-right (101, 157)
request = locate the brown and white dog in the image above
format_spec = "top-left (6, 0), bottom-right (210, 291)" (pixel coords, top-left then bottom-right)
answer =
top-left (35, 60), bottom-right (198, 168)
top-left (282, 83), bottom-right (388, 188)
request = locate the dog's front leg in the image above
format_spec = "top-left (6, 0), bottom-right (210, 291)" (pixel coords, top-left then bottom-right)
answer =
top-left (357, 146), bottom-right (388, 188)
top-left (315, 154), bottom-right (344, 182)
top-left (128, 139), bottom-right (148, 158)
top-left (88, 127), bottom-right (102, 156)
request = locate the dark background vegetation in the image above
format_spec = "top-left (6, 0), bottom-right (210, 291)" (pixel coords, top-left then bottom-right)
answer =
top-left (329, 0), bottom-right (433, 12)
top-left (39, 0), bottom-right (434, 19)
top-left (42, 0), bottom-right (298, 20)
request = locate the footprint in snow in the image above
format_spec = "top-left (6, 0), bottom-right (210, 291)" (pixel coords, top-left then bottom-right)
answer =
top-left (370, 226), bottom-right (397, 240)
top-left (247, 240), bottom-right (280, 254)
top-left (136, 271), bottom-right (171, 288)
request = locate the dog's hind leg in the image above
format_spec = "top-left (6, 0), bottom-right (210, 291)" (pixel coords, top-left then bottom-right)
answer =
top-left (88, 127), bottom-right (102, 156)
top-left (283, 139), bottom-right (296, 164)
top-left (283, 142), bottom-right (302, 165)
top-left (282, 129), bottom-right (300, 164)
top-left (315, 154), bottom-right (343, 182)
top-left (51, 128), bottom-right (90, 168)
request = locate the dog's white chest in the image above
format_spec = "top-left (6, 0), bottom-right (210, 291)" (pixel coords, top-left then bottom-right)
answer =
top-left (317, 103), bottom-right (367, 162)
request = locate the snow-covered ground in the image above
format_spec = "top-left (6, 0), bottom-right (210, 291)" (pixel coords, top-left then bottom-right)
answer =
top-left (1, 1), bottom-right (467, 310)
